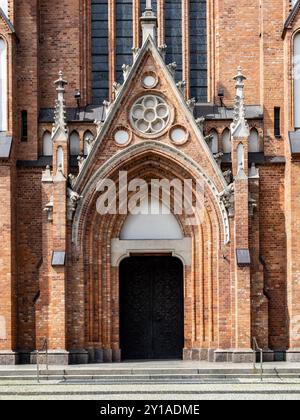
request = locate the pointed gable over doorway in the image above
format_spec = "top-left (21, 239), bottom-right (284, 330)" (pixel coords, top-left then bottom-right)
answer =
top-left (74, 35), bottom-right (227, 193)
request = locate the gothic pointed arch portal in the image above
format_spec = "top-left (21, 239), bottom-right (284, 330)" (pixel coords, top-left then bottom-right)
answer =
top-left (68, 143), bottom-right (232, 363)
top-left (66, 34), bottom-right (234, 363)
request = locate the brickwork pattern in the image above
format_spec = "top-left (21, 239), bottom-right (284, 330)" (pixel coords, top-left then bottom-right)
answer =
top-left (0, 1), bottom-right (299, 363)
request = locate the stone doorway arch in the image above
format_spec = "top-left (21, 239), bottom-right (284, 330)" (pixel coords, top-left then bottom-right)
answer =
top-left (68, 144), bottom-right (229, 363)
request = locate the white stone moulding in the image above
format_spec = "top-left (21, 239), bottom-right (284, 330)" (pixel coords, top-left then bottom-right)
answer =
top-left (111, 238), bottom-right (193, 267)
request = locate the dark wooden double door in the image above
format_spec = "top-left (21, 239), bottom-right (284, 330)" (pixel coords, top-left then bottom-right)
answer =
top-left (120, 257), bottom-right (184, 360)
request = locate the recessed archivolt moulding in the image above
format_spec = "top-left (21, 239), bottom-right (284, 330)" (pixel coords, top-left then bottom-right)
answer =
top-left (72, 141), bottom-right (230, 246)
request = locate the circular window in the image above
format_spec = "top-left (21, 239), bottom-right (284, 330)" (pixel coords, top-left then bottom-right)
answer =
top-left (170, 125), bottom-right (188, 145)
top-left (114, 128), bottom-right (131, 146)
top-left (142, 72), bottom-right (158, 89)
top-left (130, 95), bottom-right (170, 135)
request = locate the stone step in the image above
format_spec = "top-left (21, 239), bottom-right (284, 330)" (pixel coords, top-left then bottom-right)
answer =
top-left (0, 370), bottom-right (300, 382)
top-left (1, 367), bottom-right (300, 377)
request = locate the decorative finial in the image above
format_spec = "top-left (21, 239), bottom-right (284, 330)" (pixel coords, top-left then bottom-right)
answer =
top-left (167, 62), bottom-right (177, 78)
top-left (113, 81), bottom-right (122, 98)
top-left (146, 0), bottom-right (152, 10)
top-left (186, 98), bottom-right (196, 113)
top-left (230, 66), bottom-right (250, 138)
top-left (103, 100), bottom-right (113, 117)
top-left (176, 80), bottom-right (186, 97)
top-left (122, 64), bottom-right (131, 82)
top-left (52, 71), bottom-right (68, 142)
top-left (158, 44), bottom-right (168, 60)
top-left (140, 0), bottom-right (157, 45)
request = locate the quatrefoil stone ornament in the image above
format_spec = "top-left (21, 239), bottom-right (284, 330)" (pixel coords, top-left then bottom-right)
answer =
top-left (130, 95), bottom-right (170, 135)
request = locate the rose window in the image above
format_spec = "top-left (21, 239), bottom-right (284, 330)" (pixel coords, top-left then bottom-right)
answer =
top-left (130, 95), bottom-right (170, 135)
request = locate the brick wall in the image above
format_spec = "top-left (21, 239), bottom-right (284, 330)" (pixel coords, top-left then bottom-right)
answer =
top-left (16, 168), bottom-right (42, 351)
top-left (0, 1), bottom-right (298, 363)
top-left (259, 164), bottom-right (288, 350)
top-left (15, 0), bottom-right (39, 160)
top-left (39, 0), bottom-right (81, 108)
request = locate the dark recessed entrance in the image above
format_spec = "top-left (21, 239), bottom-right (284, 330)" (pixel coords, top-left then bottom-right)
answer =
top-left (120, 256), bottom-right (184, 360)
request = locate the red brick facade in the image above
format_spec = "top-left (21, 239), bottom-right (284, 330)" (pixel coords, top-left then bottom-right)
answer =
top-left (0, 1), bottom-right (300, 364)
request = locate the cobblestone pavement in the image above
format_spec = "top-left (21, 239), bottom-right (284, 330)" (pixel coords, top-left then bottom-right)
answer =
top-left (1, 379), bottom-right (300, 400)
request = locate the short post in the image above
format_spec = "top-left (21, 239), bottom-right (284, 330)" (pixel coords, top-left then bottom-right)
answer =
top-left (36, 350), bottom-right (40, 383)
top-left (260, 349), bottom-right (263, 382)
top-left (45, 339), bottom-right (49, 373)
top-left (252, 338), bottom-right (257, 372)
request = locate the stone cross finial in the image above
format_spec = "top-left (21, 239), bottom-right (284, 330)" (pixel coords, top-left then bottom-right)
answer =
top-left (52, 71), bottom-right (68, 142)
top-left (141, 0), bottom-right (157, 45)
top-left (230, 66), bottom-right (250, 138)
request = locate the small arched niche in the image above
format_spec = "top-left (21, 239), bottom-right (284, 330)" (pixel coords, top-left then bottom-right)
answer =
top-left (57, 146), bottom-right (64, 171)
top-left (249, 128), bottom-right (262, 153)
top-left (237, 143), bottom-right (245, 170)
top-left (208, 129), bottom-right (219, 154)
top-left (120, 197), bottom-right (184, 240)
top-left (70, 131), bottom-right (80, 156)
top-left (42, 131), bottom-right (52, 156)
top-left (222, 128), bottom-right (231, 153)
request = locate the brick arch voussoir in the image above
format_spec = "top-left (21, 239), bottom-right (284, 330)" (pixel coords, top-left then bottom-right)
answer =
top-left (73, 144), bottom-right (229, 248)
